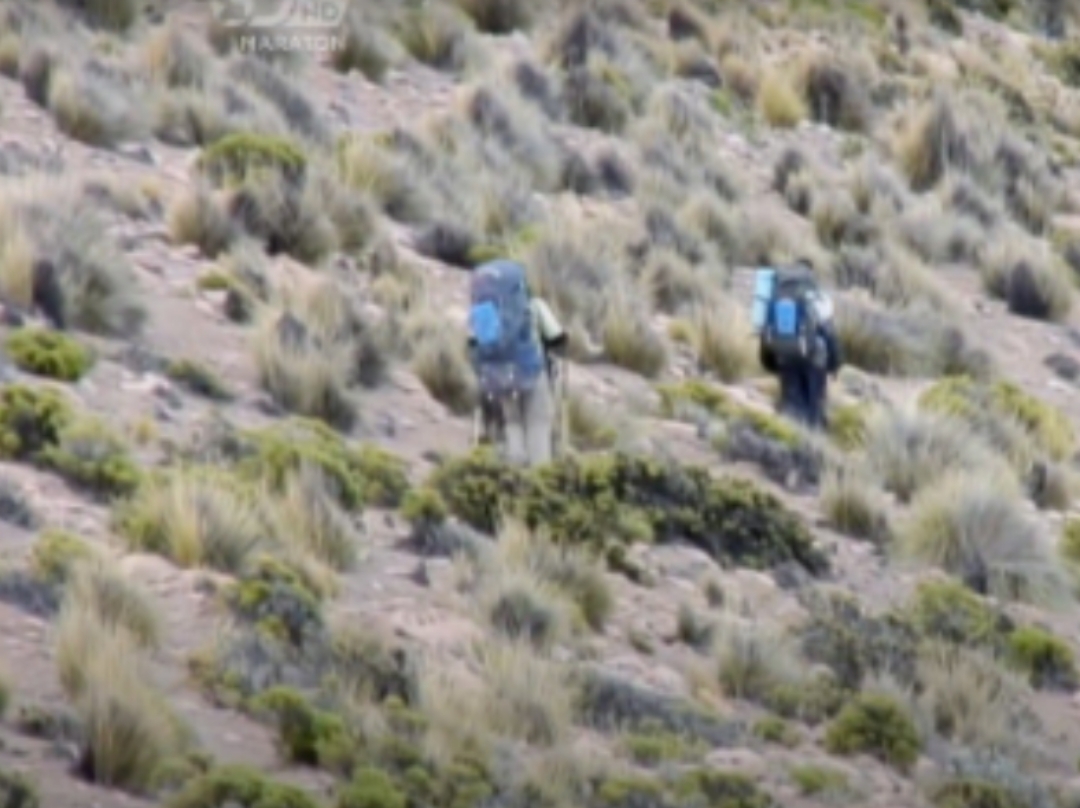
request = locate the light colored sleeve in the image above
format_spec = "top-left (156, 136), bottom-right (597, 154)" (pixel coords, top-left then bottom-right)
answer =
top-left (532, 298), bottom-right (564, 342)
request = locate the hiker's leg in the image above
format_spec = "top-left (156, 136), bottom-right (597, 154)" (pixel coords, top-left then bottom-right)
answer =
top-left (523, 374), bottom-right (556, 466)
top-left (501, 394), bottom-right (528, 466)
top-left (805, 367), bottom-right (827, 430)
top-left (776, 367), bottom-right (806, 422)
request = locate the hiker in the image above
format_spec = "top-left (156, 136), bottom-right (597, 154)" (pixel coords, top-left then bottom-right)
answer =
top-left (467, 258), bottom-right (568, 467)
top-left (755, 259), bottom-right (841, 430)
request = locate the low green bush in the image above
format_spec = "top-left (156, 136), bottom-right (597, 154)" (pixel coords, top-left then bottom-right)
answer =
top-left (823, 693), bottom-right (921, 772)
top-left (5, 329), bottom-right (92, 381)
top-left (424, 448), bottom-right (829, 576)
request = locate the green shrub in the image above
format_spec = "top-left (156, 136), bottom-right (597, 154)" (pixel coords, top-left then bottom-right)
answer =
top-left (1061, 518), bottom-right (1080, 566)
top-left (251, 687), bottom-right (347, 767)
top-left (828, 402), bottom-right (869, 450)
top-left (919, 376), bottom-right (1074, 461)
top-left (5, 329), bottom-right (92, 381)
top-left (197, 132), bottom-right (307, 187)
top-left (0, 384), bottom-right (72, 460)
top-left (225, 556), bottom-right (325, 649)
top-left (165, 359), bottom-right (233, 401)
top-left (930, 777), bottom-right (1027, 808)
top-left (907, 579), bottom-right (1012, 649)
top-left (789, 764), bottom-right (849, 797)
top-left (798, 592), bottom-right (919, 691)
top-left (425, 448), bottom-right (829, 576)
top-left (752, 715), bottom-right (800, 747)
top-left (1005, 625), bottom-right (1078, 691)
top-left (824, 693), bottom-right (921, 772)
top-left (623, 727), bottom-right (702, 765)
top-left (236, 419), bottom-right (409, 511)
top-left (29, 529), bottom-right (97, 586)
top-left (336, 767), bottom-right (407, 808)
top-left (38, 417), bottom-right (141, 499)
top-left (0, 768), bottom-right (38, 808)
top-left (166, 765), bottom-right (321, 808)
top-left (674, 769), bottom-right (774, 808)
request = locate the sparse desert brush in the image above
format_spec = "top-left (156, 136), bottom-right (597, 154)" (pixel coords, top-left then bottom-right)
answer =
top-left (46, 65), bottom-right (147, 148)
top-left (420, 638), bottom-right (574, 748)
top-left (165, 358), bottom-right (233, 402)
top-left (55, 608), bottom-right (189, 793)
top-left (0, 184), bottom-right (145, 336)
top-left (918, 375), bottom-right (1075, 463)
top-left (683, 300), bottom-right (757, 383)
top-left (411, 328), bottom-right (477, 417)
top-left (29, 528), bottom-right (96, 586)
top-left (474, 519), bottom-right (614, 634)
top-left (394, 3), bottom-right (482, 73)
top-left (251, 307), bottom-right (357, 431)
top-left (76, 0), bottom-right (141, 32)
top-left (454, 0), bottom-right (539, 33)
top-left (265, 462), bottom-right (361, 573)
top-left (862, 406), bottom-right (1014, 504)
top-left (795, 49), bottom-right (873, 132)
top-left (978, 231), bottom-right (1073, 322)
top-left (4, 328), bottom-right (92, 381)
top-left (333, 9), bottom-right (402, 81)
top-left (113, 467), bottom-right (264, 574)
top-left (38, 416), bottom-right (142, 500)
top-left (893, 91), bottom-right (988, 191)
top-left (567, 391), bottom-right (618, 451)
top-left (713, 615), bottom-right (807, 703)
top-left (166, 181), bottom-right (234, 257)
top-left (142, 21), bottom-right (212, 89)
top-left (562, 56), bottom-right (635, 133)
top-left (896, 194), bottom-right (984, 266)
top-left (227, 55), bottom-right (328, 141)
top-left (756, 65), bottom-right (806, 128)
top-left (336, 133), bottom-right (431, 223)
top-left (819, 461), bottom-right (891, 543)
top-left (598, 283), bottom-right (667, 378)
top-left (460, 81), bottom-right (565, 193)
top-left (834, 295), bottom-right (989, 378)
top-left (64, 557), bottom-right (160, 650)
top-left (898, 471), bottom-right (1066, 603)
top-left (640, 247), bottom-right (707, 314)
top-left (913, 640), bottom-right (1033, 753)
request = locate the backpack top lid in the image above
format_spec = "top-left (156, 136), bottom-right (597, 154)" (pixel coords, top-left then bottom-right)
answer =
top-left (470, 258), bottom-right (529, 301)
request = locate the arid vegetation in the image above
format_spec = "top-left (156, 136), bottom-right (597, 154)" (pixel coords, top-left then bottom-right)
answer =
top-left (0, 0), bottom-right (1079, 806)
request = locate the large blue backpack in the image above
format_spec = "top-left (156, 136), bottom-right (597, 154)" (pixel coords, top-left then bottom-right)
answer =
top-left (468, 259), bottom-right (545, 399)
top-left (761, 266), bottom-right (821, 366)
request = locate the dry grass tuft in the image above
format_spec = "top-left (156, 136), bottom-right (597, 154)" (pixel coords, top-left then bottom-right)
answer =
top-left (167, 183), bottom-right (236, 258)
top-left (113, 467), bottom-right (264, 574)
top-left (819, 461), bottom-right (891, 543)
top-left (265, 463), bottom-right (362, 573)
top-left (65, 558), bottom-right (160, 651)
top-left (979, 230), bottom-right (1073, 322)
top-left (898, 472), bottom-right (1067, 603)
top-left (756, 65), bottom-right (806, 128)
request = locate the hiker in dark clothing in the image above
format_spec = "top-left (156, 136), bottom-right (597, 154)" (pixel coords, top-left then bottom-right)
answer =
top-left (757, 261), bottom-right (842, 430)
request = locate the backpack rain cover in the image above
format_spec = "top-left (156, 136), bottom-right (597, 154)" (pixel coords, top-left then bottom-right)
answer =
top-left (468, 259), bottom-right (544, 399)
top-left (761, 267), bottom-right (821, 365)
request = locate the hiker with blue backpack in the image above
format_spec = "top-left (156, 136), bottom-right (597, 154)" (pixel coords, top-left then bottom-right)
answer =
top-left (754, 259), bottom-right (842, 430)
top-left (467, 259), bottom-right (568, 467)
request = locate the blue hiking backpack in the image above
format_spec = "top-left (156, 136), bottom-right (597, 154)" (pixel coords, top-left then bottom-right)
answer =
top-left (468, 259), bottom-right (545, 399)
top-left (761, 266), bottom-right (821, 365)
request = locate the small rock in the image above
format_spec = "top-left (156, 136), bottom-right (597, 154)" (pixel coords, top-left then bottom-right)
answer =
top-left (116, 142), bottom-right (155, 165)
top-left (1045, 352), bottom-right (1080, 382)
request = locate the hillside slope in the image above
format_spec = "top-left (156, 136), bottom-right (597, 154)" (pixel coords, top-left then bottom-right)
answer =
top-left (3, 0), bottom-right (1080, 806)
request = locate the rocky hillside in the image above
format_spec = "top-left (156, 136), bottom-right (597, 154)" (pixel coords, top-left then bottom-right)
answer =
top-left (4, 0), bottom-right (1080, 806)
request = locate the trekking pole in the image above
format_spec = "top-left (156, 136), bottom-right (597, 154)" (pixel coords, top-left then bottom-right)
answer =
top-left (558, 357), bottom-right (570, 457)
